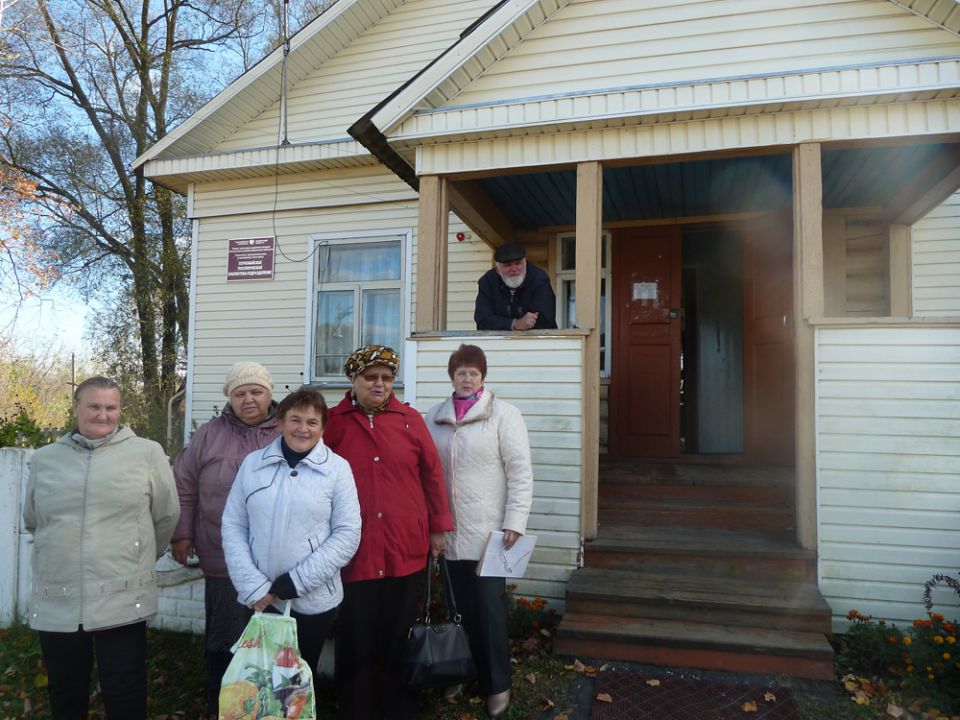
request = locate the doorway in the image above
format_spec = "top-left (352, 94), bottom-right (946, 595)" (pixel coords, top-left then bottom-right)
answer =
top-left (608, 221), bottom-right (794, 462)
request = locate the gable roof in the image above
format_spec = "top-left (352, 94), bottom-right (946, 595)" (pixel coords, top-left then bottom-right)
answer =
top-left (133, 0), bottom-right (401, 169)
top-left (137, 0), bottom-right (960, 185)
top-left (890, 0), bottom-right (960, 34)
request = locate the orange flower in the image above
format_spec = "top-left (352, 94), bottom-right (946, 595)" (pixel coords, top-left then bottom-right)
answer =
top-left (943, 653), bottom-right (951, 661)
top-left (930, 612), bottom-right (945, 622)
top-left (903, 637), bottom-right (912, 646)
top-left (948, 636), bottom-right (956, 644)
top-left (934, 636), bottom-right (945, 644)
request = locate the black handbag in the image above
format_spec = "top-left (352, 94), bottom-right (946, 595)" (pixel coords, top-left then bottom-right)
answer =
top-left (402, 556), bottom-right (477, 690)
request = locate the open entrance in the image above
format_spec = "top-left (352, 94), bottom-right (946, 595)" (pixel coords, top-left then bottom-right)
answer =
top-left (608, 217), bottom-right (794, 463)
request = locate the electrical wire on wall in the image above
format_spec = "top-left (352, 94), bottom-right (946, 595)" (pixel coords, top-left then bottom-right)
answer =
top-left (266, 0), bottom-right (413, 267)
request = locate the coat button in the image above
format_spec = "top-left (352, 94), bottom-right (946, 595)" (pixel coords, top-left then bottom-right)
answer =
top-left (378, 570), bottom-right (384, 577)
top-left (377, 512), bottom-right (383, 518)
top-left (291, 470), bottom-right (298, 477)
top-left (373, 456), bottom-right (380, 462)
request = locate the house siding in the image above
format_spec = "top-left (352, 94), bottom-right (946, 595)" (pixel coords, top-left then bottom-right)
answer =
top-left (413, 336), bottom-right (584, 611)
top-left (187, 174), bottom-right (492, 430)
top-left (817, 326), bottom-right (960, 631)
top-left (913, 189), bottom-right (960, 317)
top-left (214, 0), bottom-right (493, 152)
top-left (449, 0), bottom-right (960, 106)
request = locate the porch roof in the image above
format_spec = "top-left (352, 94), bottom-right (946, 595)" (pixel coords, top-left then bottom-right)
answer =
top-left (468, 142), bottom-right (958, 229)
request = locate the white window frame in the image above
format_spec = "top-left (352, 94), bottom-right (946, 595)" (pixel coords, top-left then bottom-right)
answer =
top-left (556, 231), bottom-right (612, 377)
top-left (304, 230), bottom-right (411, 386)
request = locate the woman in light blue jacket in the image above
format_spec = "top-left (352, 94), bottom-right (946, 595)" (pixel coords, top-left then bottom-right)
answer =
top-left (222, 386), bottom-right (361, 673)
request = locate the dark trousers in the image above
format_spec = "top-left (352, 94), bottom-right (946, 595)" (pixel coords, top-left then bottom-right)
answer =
top-left (204, 576), bottom-right (253, 715)
top-left (446, 560), bottom-right (511, 696)
top-left (274, 606), bottom-right (337, 675)
top-left (39, 621), bottom-right (147, 720)
top-left (335, 573), bottom-right (421, 720)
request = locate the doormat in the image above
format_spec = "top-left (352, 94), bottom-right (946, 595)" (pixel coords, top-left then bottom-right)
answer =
top-left (590, 671), bottom-right (799, 720)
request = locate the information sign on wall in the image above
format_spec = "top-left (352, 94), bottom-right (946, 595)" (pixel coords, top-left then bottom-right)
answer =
top-left (227, 237), bottom-right (275, 281)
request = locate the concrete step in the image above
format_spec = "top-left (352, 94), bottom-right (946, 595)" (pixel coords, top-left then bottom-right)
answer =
top-left (597, 498), bottom-right (794, 533)
top-left (584, 525), bottom-right (816, 582)
top-left (565, 568), bottom-right (831, 633)
top-left (555, 613), bottom-right (835, 680)
top-left (599, 481), bottom-right (791, 505)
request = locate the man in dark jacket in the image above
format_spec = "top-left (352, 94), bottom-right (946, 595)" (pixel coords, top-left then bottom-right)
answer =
top-left (474, 243), bottom-right (558, 331)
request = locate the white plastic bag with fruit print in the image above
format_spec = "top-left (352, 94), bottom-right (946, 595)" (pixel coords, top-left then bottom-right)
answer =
top-left (219, 603), bottom-right (315, 720)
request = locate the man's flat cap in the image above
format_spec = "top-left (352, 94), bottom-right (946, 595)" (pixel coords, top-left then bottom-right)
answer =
top-left (494, 243), bottom-right (525, 262)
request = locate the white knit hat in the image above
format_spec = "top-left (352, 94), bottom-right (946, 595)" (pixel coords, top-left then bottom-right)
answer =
top-left (223, 362), bottom-right (273, 397)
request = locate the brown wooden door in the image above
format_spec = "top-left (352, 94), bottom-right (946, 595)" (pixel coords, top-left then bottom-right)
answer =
top-left (610, 226), bottom-right (682, 457)
top-left (742, 213), bottom-right (795, 464)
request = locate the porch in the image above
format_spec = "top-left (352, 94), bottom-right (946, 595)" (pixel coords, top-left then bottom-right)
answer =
top-left (408, 137), bottom-right (960, 675)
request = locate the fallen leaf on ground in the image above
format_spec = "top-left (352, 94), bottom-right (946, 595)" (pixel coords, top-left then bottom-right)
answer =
top-left (538, 698), bottom-right (555, 710)
top-left (742, 700), bottom-right (758, 712)
top-left (886, 703), bottom-right (905, 718)
top-left (596, 693), bottom-right (613, 703)
top-left (526, 672), bottom-right (536, 685)
top-left (646, 679), bottom-right (660, 686)
top-left (854, 690), bottom-right (871, 705)
top-left (764, 691), bottom-right (776, 702)
top-left (573, 659), bottom-right (586, 673)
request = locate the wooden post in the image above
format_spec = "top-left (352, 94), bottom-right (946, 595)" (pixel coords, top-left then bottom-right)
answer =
top-left (576, 161), bottom-right (602, 541)
top-left (889, 224), bottom-right (912, 317)
top-left (416, 175), bottom-right (448, 332)
top-left (792, 143), bottom-right (823, 551)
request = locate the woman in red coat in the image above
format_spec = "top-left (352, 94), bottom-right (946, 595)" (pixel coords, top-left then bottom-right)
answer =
top-left (324, 345), bottom-right (453, 720)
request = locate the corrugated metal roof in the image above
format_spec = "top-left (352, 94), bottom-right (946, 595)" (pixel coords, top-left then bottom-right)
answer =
top-left (475, 143), bottom-right (954, 229)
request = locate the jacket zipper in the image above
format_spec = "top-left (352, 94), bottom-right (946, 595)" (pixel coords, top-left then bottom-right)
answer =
top-left (78, 450), bottom-right (92, 625)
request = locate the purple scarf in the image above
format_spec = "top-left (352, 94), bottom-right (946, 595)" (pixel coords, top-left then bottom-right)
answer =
top-left (452, 386), bottom-right (484, 421)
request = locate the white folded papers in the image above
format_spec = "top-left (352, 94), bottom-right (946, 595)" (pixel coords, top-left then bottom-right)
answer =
top-left (476, 531), bottom-right (537, 578)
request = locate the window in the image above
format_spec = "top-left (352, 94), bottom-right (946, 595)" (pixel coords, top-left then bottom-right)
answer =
top-left (556, 232), bottom-right (612, 376)
top-left (313, 237), bottom-right (403, 380)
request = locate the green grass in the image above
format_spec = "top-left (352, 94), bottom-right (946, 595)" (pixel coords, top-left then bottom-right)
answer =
top-left (0, 621), bottom-right (935, 720)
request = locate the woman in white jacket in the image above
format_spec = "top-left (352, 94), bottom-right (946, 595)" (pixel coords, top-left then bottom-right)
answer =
top-left (222, 386), bottom-right (361, 674)
top-left (425, 344), bottom-right (533, 718)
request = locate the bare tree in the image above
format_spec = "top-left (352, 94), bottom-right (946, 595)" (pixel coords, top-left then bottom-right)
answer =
top-left (0, 0), bottom-right (335, 441)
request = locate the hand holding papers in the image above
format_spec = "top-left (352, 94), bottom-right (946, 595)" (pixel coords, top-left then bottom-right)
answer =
top-left (476, 530), bottom-right (537, 578)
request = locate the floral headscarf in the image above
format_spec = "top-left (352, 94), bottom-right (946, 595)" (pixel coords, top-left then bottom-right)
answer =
top-left (343, 344), bottom-right (400, 380)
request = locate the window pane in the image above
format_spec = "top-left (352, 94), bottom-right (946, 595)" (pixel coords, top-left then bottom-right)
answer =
top-left (318, 240), bottom-right (401, 283)
top-left (561, 236), bottom-right (576, 271)
top-left (564, 279), bottom-right (577, 328)
top-left (316, 290), bottom-right (355, 376)
top-left (361, 289), bottom-right (400, 352)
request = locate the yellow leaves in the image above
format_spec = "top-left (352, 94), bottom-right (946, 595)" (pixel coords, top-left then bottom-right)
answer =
top-left (595, 692), bottom-right (613, 703)
top-left (32, 674), bottom-right (47, 688)
top-left (764, 691), bottom-right (776, 702)
top-left (564, 659), bottom-right (599, 677)
top-left (645, 678), bottom-right (660, 687)
top-left (886, 702), bottom-right (905, 718)
top-left (741, 700), bottom-right (758, 712)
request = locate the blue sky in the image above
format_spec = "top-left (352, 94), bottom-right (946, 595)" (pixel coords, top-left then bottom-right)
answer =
top-left (1, 290), bottom-right (87, 356)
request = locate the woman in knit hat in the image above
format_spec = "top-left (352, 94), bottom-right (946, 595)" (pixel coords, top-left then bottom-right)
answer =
top-left (425, 344), bottom-right (533, 718)
top-left (324, 345), bottom-right (454, 720)
top-left (170, 361), bottom-right (280, 717)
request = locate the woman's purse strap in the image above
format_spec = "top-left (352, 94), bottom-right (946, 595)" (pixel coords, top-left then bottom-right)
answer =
top-left (437, 555), bottom-right (462, 623)
top-left (418, 556), bottom-right (433, 623)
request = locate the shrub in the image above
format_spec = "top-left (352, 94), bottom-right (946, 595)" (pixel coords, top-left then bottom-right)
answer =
top-left (839, 609), bottom-right (960, 713)
top-left (0, 406), bottom-right (62, 448)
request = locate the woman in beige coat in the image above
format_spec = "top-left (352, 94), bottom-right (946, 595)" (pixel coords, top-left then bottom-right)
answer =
top-left (425, 344), bottom-right (533, 718)
top-left (22, 376), bottom-right (180, 719)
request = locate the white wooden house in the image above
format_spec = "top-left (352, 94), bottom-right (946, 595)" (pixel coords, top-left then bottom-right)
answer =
top-left (136, 0), bottom-right (960, 678)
